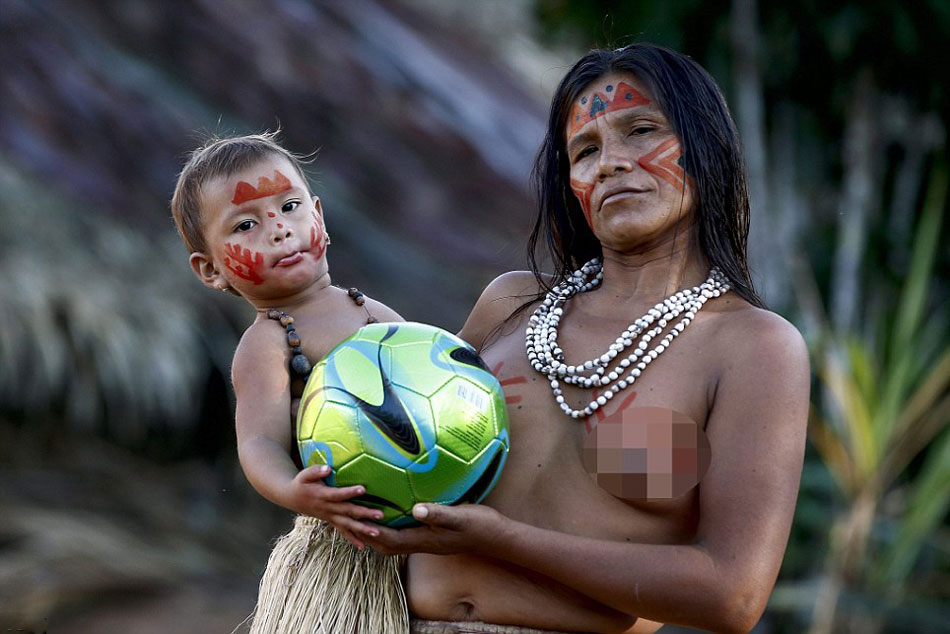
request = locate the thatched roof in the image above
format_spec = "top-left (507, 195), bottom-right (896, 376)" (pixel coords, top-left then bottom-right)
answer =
top-left (0, 0), bottom-right (546, 436)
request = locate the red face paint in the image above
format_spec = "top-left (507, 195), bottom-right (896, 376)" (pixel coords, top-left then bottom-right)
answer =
top-left (223, 242), bottom-right (265, 284)
top-left (267, 212), bottom-right (277, 218)
top-left (570, 178), bottom-right (596, 226)
top-left (569, 81), bottom-right (651, 138)
top-left (231, 170), bottom-right (292, 205)
top-left (309, 212), bottom-right (327, 260)
top-left (491, 362), bottom-right (528, 405)
top-left (638, 137), bottom-right (689, 190)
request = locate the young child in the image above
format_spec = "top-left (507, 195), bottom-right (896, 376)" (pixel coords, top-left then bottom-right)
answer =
top-left (171, 133), bottom-right (409, 633)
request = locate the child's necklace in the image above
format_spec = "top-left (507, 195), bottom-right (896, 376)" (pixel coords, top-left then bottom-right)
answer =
top-left (266, 287), bottom-right (378, 377)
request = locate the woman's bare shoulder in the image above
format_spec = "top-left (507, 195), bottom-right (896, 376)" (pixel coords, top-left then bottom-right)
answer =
top-left (484, 270), bottom-right (550, 301)
top-left (458, 271), bottom-right (549, 351)
top-left (709, 298), bottom-right (809, 382)
top-left (717, 300), bottom-right (805, 351)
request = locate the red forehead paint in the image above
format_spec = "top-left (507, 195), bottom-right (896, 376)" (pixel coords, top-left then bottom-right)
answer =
top-left (638, 137), bottom-right (689, 190)
top-left (570, 178), bottom-right (596, 226)
top-left (569, 81), bottom-right (651, 137)
top-left (231, 170), bottom-right (292, 205)
top-left (224, 242), bottom-right (265, 284)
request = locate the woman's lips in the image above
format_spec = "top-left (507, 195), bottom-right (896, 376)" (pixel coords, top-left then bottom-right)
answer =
top-left (601, 189), bottom-right (647, 207)
top-left (275, 252), bottom-right (304, 267)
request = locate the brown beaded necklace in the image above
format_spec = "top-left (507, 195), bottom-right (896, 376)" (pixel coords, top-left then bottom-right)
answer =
top-left (265, 287), bottom-right (378, 378)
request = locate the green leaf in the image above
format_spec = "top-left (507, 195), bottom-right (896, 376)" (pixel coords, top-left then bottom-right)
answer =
top-left (893, 163), bottom-right (946, 354)
top-left (879, 162), bottom-right (948, 445)
top-left (874, 417), bottom-right (950, 589)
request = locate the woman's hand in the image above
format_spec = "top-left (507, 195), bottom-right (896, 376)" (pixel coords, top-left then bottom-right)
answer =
top-left (364, 503), bottom-right (504, 556)
top-left (286, 464), bottom-right (385, 549)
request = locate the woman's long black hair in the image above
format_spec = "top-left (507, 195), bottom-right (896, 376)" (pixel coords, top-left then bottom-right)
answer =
top-left (528, 43), bottom-right (764, 308)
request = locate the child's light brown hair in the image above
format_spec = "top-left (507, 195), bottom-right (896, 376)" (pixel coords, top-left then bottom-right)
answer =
top-left (171, 131), bottom-right (312, 254)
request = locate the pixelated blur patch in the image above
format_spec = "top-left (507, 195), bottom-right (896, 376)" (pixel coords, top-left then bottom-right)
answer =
top-left (583, 407), bottom-right (710, 500)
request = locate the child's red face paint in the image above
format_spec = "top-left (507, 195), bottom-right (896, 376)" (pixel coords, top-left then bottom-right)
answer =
top-left (223, 242), bottom-right (266, 284)
top-left (231, 170), bottom-right (292, 205)
top-left (309, 212), bottom-right (327, 260)
top-left (568, 81), bottom-right (651, 138)
top-left (198, 155), bottom-right (332, 301)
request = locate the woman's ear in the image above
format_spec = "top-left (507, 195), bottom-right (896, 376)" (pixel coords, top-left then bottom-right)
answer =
top-left (189, 251), bottom-right (228, 291)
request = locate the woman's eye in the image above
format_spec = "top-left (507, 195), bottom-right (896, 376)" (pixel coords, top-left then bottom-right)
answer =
top-left (630, 126), bottom-right (654, 136)
top-left (576, 147), bottom-right (596, 160)
top-left (282, 200), bottom-right (300, 213)
top-left (235, 220), bottom-right (256, 232)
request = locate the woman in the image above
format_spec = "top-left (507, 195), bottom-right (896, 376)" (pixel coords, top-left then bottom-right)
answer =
top-left (368, 43), bottom-right (810, 634)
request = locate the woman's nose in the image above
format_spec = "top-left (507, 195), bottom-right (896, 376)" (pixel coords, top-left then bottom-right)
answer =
top-left (597, 140), bottom-right (634, 180)
top-left (597, 151), bottom-right (634, 180)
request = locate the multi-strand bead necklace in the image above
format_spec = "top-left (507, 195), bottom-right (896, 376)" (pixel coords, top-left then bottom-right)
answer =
top-left (525, 259), bottom-right (730, 419)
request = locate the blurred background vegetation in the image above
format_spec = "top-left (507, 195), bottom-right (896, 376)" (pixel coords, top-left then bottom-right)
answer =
top-left (1, 0), bottom-right (947, 632)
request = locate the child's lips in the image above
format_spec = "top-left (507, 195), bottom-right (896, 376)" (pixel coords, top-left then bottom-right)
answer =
top-left (275, 251), bottom-right (304, 267)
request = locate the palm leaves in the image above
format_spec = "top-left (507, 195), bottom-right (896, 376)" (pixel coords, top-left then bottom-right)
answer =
top-left (805, 163), bottom-right (950, 632)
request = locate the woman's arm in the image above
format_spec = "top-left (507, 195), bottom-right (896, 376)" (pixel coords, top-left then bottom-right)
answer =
top-left (368, 309), bottom-right (810, 632)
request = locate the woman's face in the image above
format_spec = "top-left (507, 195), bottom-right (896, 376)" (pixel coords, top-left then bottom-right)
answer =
top-left (564, 72), bottom-right (695, 253)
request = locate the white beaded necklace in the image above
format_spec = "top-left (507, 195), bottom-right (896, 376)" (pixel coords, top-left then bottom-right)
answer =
top-left (525, 258), bottom-right (730, 419)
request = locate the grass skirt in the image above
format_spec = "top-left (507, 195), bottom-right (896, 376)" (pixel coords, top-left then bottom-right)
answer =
top-left (248, 515), bottom-right (408, 634)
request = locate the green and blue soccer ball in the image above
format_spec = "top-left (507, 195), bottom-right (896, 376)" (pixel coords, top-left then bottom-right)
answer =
top-left (297, 322), bottom-right (510, 527)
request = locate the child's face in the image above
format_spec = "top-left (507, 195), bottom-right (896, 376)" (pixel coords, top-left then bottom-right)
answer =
top-left (189, 154), bottom-right (329, 302)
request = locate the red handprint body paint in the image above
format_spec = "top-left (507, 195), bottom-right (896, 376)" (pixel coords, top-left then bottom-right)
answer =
top-left (224, 242), bottom-right (265, 284)
top-left (309, 212), bottom-right (328, 261)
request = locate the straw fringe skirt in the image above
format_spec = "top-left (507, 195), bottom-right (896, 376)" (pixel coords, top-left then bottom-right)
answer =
top-left (410, 621), bottom-right (582, 633)
top-left (247, 515), bottom-right (408, 634)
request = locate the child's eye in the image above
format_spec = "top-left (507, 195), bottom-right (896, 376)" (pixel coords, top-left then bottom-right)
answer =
top-left (235, 220), bottom-right (256, 232)
top-left (282, 200), bottom-right (301, 213)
